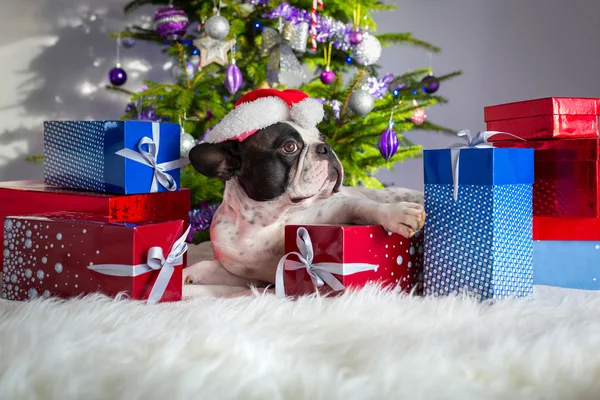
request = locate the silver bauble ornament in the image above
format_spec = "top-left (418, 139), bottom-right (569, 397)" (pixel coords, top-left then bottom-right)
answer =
top-left (348, 89), bottom-right (374, 115)
top-left (172, 62), bottom-right (195, 80)
top-left (352, 33), bottom-right (382, 66)
top-left (205, 15), bottom-right (230, 40)
top-left (180, 132), bottom-right (196, 157)
top-left (189, 55), bottom-right (201, 66)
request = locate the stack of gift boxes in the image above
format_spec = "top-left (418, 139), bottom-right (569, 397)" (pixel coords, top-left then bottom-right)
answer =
top-left (1, 120), bottom-right (190, 303)
top-left (486, 97), bottom-right (600, 291)
top-left (421, 96), bottom-right (600, 299)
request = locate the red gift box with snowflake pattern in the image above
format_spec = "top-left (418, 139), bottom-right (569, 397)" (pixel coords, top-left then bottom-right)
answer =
top-left (0, 180), bottom-right (190, 271)
top-left (277, 225), bottom-right (423, 297)
top-left (2, 213), bottom-right (186, 303)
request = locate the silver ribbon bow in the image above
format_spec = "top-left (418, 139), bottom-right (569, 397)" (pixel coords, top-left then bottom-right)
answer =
top-left (87, 225), bottom-right (191, 304)
top-left (261, 26), bottom-right (306, 87)
top-left (115, 122), bottom-right (189, 192)
top-left (448, 130), bottom-right (524, 201)
top-left (275, 227), bottom-right (379, 298)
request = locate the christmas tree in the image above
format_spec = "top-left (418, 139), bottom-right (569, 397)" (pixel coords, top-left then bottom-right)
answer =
top-left (108, 0), bottom-right (461, 243)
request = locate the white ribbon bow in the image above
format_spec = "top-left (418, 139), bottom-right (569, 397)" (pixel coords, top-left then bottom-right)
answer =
top-left (448, 130), bottom-right (524, 201)
top-left (116, 122), bottom-right (189, 192)
top-left (87, 225), bottom-right (191, 304)
top-left (275, 227), bottom-right (379, 298)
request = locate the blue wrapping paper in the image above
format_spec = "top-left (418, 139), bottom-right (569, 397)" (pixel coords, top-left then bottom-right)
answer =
top-left (533, 241), bottom-right (600, 290)
top-left (44, 121), bottom-right (186, 195)
top-left (423, 147), bottom-right (534, 300)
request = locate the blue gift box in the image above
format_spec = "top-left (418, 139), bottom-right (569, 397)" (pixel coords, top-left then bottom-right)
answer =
top-left (533, 240), bottom-right (600, 290)
top-left (423, 147), bottom-right (535, 299)
top-left (44, 121), bottom-right (187, 195)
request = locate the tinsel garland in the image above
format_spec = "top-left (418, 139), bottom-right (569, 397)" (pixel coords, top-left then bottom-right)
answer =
top-left (187, 201), bottom-right (220, 242)
top-left (266, 2), bottom-right (357, 51)
top-left (362, 74), bottom-right (394, 99)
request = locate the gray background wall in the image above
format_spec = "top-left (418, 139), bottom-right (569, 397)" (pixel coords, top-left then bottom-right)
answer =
top-left (1, 0), bottom-right (600, 190)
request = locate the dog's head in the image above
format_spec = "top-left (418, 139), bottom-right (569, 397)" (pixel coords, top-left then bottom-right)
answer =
top-left (189, 121), bottom-right (343, 203)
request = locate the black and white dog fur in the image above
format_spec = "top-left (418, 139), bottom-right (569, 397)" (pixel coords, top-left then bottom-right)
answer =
top-left (184, 121), bottom-right (426, 288)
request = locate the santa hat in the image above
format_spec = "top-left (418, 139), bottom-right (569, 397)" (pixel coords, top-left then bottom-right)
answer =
top-left (203, 89), bottom-right (325, 144)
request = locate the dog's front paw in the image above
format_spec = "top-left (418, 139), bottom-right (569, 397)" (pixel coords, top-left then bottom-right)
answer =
top-left (379, 202), bottom-right (426, 238)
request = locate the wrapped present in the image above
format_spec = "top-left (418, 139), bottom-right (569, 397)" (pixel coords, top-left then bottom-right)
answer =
top-left (423, 130), bottom-right (534, 300)
top-left (484, 97), bottom-right (600, 141)
top-left (275, 225), bottom-right (424, 297)
top-left (533, 216), bottom-right (600, 241)
top-left (1, 213), bottom-right (188, 303)
top-left (44, 120), bottom-right (188, 194)
top-left (0, 180), bottom-right (190, 269)
top-left (533, 240), bottom-right (600, 290)
top-left (494, 138), bottom-right (600, 217)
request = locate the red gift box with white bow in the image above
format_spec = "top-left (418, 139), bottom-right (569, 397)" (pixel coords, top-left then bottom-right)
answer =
top-left (1, 212), bottom-right (188, 303)
top-left (276, 225), bottom-right (424, 297)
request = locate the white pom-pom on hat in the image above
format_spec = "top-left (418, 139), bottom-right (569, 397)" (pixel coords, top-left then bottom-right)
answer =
top-left (204, 89), bottom-right (325, 143)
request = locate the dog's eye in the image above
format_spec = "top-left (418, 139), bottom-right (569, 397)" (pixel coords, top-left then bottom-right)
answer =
top-left (320, 134), bottom-right (327, 142)
top-left (282, 141), bottom-right (298, 154)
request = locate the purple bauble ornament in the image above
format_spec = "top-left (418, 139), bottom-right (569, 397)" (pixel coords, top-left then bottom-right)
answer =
top-left (378, 125), bottom-right (398, 161)
top-left (108, 67), bottom-right (127, 86)
top-left (320, 69), bottom-right (335, 85)
top-left (421, 75), bottom-right (440, 94)
top-left (154, 6), bottom-right (189, 40)
top-left (224, 62), bottom-right (243, 95)
top-left (349, 29), bottom-right (363, 45)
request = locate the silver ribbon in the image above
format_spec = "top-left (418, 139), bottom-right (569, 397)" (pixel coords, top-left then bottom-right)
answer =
top-left (275, 227), bottom-right (379, 297)
top-left (448, 130), bottom-right (524, 201)
top-left (115, 122), bottom-right (189, 192)
top-left (261, 27), bottom-right (306, 87)
top-left (87, 225), bottom-right (191, 304)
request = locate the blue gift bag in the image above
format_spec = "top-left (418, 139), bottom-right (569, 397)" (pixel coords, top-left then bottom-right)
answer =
top-left (44, 120), bottom-right (188, 195)
top-left (423, 132), bottom-right (534, 300)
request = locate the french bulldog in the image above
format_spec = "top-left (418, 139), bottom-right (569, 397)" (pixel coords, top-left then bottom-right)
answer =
top-left (183, 118), bottom-right (426, 288)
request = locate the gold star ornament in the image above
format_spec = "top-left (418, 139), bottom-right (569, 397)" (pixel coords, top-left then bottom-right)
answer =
top-left (193, 37), bottom-right (236, 67)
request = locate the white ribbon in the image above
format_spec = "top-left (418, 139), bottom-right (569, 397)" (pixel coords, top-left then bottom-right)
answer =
top-left (87, 225), bottom-right (191, 304)
top-left (275, 227), bottom-right (379, 298)
top-left (448, 130), bottom-right (524, 201)
top-left (115, 122), bottom-right (189, 192)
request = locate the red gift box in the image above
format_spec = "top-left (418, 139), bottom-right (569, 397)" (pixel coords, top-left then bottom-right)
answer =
top-left (276, 225), bottom-right (423, 297)
top-left (484, 97), bottom-right (600, 141)
top-left (533, 217), bottom-right (600, 241)
top-left (1, 213), bottom-right (187, 303)
top-left (0, 180), bottom-right (190, 268)
top-left (494, 139), bottom-right (600, 217)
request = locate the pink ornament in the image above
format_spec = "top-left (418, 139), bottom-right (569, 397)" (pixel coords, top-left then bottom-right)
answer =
top-left (411, 108), bottom-right (427, 125)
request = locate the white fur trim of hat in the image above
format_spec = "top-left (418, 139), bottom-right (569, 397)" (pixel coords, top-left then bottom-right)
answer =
top-left (203, 95), bottom-right (325, 144)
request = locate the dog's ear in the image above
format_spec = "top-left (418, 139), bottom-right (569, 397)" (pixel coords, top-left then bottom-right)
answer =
top-left (188, 141), bottom-right (241, 181)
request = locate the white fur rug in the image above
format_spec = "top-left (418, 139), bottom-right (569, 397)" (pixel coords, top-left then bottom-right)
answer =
top-left (1, 285), bottom-right (600, 400)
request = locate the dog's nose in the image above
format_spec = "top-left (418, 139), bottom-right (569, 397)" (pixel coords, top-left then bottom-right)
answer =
top-left (316, 143), bottom-right (329, 154)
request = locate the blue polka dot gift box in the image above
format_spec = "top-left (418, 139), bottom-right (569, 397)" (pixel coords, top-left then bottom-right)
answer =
top-left (43, 121), bottom-right (188, 195)
top-left (423, 131), bottom-right (534, 300)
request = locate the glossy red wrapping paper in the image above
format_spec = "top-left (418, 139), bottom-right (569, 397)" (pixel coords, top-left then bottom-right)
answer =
top-left (1, 213), bottom-right (184, 302)
top-left (282, 225), bottom-right (423, 297)
top-left (533, 216), bottom-right (600, 241)
top-left (0, 180), bottom-right (190, 268)
top-left (484, 97), bottom-right (600, 141)
top-left (494, 139), bottom-right (600, 217)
